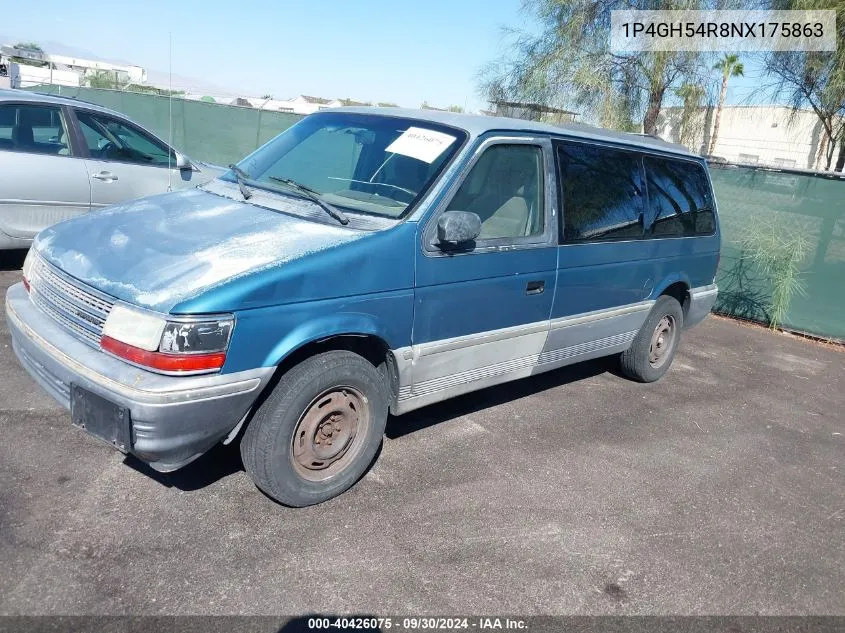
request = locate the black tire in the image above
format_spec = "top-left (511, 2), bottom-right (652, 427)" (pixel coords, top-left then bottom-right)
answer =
top-left (240, 351), bottom-right (388, 507)
top-left (619, 295), bottom-right (684, 383)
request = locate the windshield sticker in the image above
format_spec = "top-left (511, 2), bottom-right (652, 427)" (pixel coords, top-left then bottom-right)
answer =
top-left (385, 127), bottom-right (457, 163)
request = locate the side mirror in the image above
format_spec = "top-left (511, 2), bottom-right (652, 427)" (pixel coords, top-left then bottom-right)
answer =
top-left (437, 210), bottom-right (481, 248)
top-left (174, 152), bottom-right (194, 171)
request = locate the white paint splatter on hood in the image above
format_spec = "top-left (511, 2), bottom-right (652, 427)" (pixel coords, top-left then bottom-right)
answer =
top-left (34, 189), bottom-right (365, 312)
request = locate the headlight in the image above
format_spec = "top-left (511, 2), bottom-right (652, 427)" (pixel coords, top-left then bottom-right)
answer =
top-left (160, 320), bottom-right (233, 354)
top-left (100, 304), bottom-right (234, 374)
top-left (22, 249), bottom-right (34, 292)
top-left (101, 304), bottom-right (166, 351)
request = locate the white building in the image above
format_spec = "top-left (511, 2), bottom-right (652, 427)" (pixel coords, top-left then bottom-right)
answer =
top-left (657, 104), bottom-right (842, 171)
top-left (191, 95), bottom-right (375, 115)
top-left (219, 95), bottom-right (340, 115)
top-left (1, 44), bottom-right (146, 89)
top-left (279, 96), bottom-right (372, 115)
top-left (8, 63), bottom-right (80, 88)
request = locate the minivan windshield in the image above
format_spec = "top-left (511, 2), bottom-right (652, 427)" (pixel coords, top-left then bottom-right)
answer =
top-left (221, 112), bottom-right (467, 219)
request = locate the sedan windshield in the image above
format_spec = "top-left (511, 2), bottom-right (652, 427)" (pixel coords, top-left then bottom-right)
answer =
top-left (223, 112), bottom-right (466, 219)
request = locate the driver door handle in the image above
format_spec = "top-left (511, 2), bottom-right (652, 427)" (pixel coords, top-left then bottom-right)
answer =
top-left (92, 171), bottom-right (118, 182)
top-left (526, 280), bottom-right (545, 295)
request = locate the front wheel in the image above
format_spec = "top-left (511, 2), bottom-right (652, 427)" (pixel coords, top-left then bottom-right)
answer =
top-left (240, 351), bottom-right (388, 506)
top-left (619, 295), bottom-right (683, 383)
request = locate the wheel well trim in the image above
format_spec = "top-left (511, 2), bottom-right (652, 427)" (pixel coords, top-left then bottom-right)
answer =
top-left (262, 314), bottom-right (397, 369)
top-left (652, 273), bottom-right (691, 299)
top-left (652, 275), bottom-right (693, 323)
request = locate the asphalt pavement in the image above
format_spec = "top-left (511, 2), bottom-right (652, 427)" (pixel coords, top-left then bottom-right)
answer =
top-left (0, 250), bottom-right (843, 616)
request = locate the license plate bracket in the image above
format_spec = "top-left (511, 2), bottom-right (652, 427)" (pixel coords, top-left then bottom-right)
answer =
top-left (70, 384), bottom-right (131, 453)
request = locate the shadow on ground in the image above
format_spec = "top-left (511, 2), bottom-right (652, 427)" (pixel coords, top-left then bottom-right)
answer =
top-left (385, 356), bottom-right (613, 439)
top-left (126, 356), bottom-right (614, 493)
top-left (0, 249), bottom-right (27, 272)
top-left (124, 441), bottom-right (245, 491)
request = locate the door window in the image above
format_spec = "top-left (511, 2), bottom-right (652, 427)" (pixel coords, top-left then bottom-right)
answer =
top-left (0, 104), bottom-right (71, 156)
top-left (76, 111), bottom-right (174, 167)
top-left (556, 141), bottom-right (644, 242)
top-left (445, 144), bottom-right (545, 241)
top-left (643, 157), bottom-right (715, 237)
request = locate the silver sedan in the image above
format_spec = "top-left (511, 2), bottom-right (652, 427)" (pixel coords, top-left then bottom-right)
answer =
top-left (0, 89), bottom-right (223, 249)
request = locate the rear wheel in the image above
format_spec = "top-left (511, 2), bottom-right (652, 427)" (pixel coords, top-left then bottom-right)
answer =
top-left (240, 351), bottom-right (388, 506)
top-left (619, 295), bottom-right (683, 383)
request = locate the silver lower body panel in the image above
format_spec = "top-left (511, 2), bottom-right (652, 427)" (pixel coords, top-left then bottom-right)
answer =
top-left (392, 301), bottom-right (653, 415)
top-left (685, 284), bottom-right (718, 328)
top-left (392, 287), bottom-right (717, 415)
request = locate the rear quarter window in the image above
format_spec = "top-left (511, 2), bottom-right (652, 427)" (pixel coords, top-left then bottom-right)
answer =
top-left (0, 103), bottom-right (70, 155)
top-left (644, 157), bottom-right (715, 237)
top-left (556, 141), bottom-right (645, 243)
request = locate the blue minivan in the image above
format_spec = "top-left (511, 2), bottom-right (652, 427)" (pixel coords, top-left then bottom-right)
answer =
top-left (6, 108), bottom-right (719, 506)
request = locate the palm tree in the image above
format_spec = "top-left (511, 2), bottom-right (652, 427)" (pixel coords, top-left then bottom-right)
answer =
top-left (674, 83), bottom-right (705, 148)
top-left (709, 54), bottom-right (744, 155)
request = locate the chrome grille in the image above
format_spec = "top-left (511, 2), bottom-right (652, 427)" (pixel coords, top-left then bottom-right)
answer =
top-left (29, 255), bottom-right (115, 347)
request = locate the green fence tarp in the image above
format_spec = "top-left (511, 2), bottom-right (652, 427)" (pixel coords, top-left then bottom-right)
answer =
top-left (710, 165), bottom-right (845, 340)
top-left (23, 87), bottom-right (845, 341)
top-left (30, 85), bottom-right (302, 167)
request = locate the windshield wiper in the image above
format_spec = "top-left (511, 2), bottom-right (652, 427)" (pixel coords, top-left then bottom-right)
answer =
top-left (228, 164), bottom-right (253, 200)
top-left (268, 176), bottom-right (349, 225)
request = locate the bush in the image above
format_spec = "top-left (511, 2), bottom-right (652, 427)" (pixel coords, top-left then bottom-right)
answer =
top-left (739, 223), bottom-right (809, 330)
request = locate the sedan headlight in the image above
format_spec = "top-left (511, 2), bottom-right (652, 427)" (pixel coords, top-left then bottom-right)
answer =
top-left (22, 249), bottom-right (34, 292)
top-left (100, 304), bottom-right (234, 374)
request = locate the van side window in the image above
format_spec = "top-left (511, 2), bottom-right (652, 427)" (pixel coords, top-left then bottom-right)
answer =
top-left (446, 144), bottom-right (545, 240)
top-left (557, 142), bottom-right (644, 242)
top-left (644, 157), bottom-right (715, 237)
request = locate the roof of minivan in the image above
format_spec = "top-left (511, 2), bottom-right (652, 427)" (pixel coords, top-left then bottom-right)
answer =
top-left (0, 90), bottom-right (695, 158)
top-left (0, 88), bottom-right (120, 117)
top-left (336, 106), bottom-right (696, 157)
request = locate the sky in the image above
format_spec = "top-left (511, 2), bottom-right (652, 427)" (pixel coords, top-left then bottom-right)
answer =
top-left (7, 0), bottom-right (533, 112)
top-left (8, 0), bottom-right (772, 114)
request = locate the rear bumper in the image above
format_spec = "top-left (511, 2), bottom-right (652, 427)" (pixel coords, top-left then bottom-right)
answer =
top-left (685, 284), bottom-right (718, 328)
top-left (5, 282), bottom-right (273, 471)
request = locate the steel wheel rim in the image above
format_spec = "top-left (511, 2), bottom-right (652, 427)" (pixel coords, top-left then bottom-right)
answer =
top-left (648, 314), bottom-right (676, 368)
top-left (291, 386), bottom-right (370, 482)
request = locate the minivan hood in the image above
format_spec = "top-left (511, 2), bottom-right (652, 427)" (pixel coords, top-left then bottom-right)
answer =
top-left (33, 188), bottom-right (363, 313)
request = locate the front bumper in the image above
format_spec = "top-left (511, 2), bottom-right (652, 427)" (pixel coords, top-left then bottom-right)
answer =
top-left (5, 282), bottom-right (274, 471)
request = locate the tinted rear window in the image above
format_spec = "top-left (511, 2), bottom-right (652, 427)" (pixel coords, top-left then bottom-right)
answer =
top-left (557, 141), bottom-right (645, 242)
top-left (644, 157), bottom-right (715, 237)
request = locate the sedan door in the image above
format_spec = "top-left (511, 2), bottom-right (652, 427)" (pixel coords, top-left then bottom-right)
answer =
top-left (72, 109), bottom-right (203, 209)
top-left (0, 102), bottom-right (90, 243)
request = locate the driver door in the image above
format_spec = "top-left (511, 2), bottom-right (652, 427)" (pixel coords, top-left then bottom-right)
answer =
top-left (401, 136), bottom-right (558, 410)
top-left (72, 109), bottom-right (188, 209)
